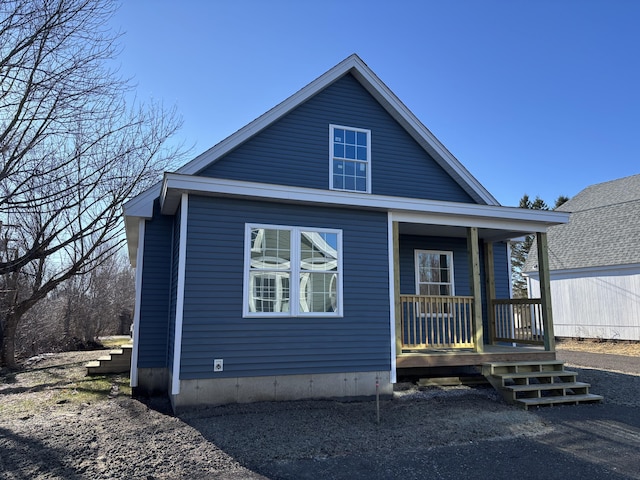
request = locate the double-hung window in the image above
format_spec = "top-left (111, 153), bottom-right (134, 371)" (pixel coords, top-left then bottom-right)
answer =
top-left (415, 250), bottom-right (455, 296)
top-left (330, 125), bottom-right (371, 193)
top-left (244, 224), bottom-right (343, 317)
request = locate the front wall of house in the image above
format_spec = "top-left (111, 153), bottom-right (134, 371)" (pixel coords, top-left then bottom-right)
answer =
top-left (179, 195), bottom-right (391, 380)
top-left (198, 74), bottom-right (475, 204)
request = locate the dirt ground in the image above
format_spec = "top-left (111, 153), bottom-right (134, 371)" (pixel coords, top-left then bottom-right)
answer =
top-left (0, 340), bottom-right (639, 479)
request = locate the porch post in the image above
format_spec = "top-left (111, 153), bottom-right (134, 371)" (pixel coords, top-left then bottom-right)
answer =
top-left (536, 232), bottom-right (556, 351)
top-left (467, 227), bottom-right (484, 353)
top-left (483, 242), bottom-right (496, 345)
top-left (393, 221), bottom-right (402, 357)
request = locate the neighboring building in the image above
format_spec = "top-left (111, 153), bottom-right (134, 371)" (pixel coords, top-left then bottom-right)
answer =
top-left (124, 55), bottom-right (569, 412)
top-left (525, 174), bottom-right (640, 341)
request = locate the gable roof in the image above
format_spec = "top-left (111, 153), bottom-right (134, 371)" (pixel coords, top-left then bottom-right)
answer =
top-left (524, 174), bottom-right (640, 273)
top-left (174, 54), bottom-right (499, 206)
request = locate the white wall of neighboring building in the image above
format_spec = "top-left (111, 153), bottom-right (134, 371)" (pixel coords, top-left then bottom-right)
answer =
top-left (527, 264), bottom-right (640, 341)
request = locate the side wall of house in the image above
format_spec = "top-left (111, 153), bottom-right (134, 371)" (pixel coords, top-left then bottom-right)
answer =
top-left (528, 266), bottom-right (640, 341)
top-left (199, 74), bottom-right (476, 204)
top-left (136, 202), bottom-right (173, 393)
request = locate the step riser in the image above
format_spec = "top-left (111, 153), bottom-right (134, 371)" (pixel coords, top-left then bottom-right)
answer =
top-left (482, 360), bottom-right (603, 409)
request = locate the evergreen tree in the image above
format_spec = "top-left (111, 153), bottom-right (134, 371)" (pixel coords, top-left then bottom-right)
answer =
top-left (510, 194), bottom-right (569, 297)
top-left (510, 195), bottom-right (549, 298)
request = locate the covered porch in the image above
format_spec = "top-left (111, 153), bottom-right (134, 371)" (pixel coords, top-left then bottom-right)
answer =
top-left (389, 213), bottom-right (559, 371)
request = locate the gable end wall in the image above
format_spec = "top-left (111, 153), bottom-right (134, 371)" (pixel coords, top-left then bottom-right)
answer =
top-left (199, 74), bottom-right (475, 203)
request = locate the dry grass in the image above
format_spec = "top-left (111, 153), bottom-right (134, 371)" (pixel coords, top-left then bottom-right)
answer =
top-left (556, 338), bottom-right (640, 357)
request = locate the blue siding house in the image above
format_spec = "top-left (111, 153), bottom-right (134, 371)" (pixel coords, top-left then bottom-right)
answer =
top-left (124, 55), bottom-right (568, 411)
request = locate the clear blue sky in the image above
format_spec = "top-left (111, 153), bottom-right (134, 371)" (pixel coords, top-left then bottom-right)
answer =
top-left (111, 0), bottom-right (640, 207)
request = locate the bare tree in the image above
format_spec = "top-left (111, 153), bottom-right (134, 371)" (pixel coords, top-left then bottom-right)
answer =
top-left (0, 0), bottom-right (182, 368)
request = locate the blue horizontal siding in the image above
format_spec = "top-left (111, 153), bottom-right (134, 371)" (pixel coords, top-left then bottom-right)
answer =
top-left (138, 202), bottom-right (172, 369)
top-left (199, 73), bottom-right (475, 203)
top-left (180, 195), bottom-right (391, 379)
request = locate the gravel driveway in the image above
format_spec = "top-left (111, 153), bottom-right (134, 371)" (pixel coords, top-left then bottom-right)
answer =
top-left (1, 348), bottom-right (639, 479)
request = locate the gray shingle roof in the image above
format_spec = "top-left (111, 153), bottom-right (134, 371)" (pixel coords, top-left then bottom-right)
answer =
top-left (524, 174), bottom-right (640, 272)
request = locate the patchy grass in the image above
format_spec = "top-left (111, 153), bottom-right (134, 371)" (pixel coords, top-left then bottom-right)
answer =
top-left (0, 350), bottom-right (130, 418)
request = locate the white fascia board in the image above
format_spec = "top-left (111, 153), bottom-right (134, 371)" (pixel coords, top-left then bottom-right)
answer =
top-left (174, 54), bottom-right (497, 206)
top-left (160, 173), bottom-right (569, 231)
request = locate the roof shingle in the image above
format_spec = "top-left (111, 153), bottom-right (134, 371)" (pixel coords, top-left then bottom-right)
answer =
top-left (524, 174), bottom-right (640, 272)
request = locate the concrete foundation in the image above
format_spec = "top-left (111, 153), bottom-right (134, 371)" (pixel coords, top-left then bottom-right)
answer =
top-left (170, 370), bottom-right (392, 412)
top-left (134, 367), bottom-right (169, 396)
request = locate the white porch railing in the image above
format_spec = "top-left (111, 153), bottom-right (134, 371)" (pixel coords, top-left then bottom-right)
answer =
top-left (492, 298), bottom-right (544, 345)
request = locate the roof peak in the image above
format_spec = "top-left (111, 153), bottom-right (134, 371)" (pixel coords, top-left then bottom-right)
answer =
top-left (174, 54), bottom-right (499, 206)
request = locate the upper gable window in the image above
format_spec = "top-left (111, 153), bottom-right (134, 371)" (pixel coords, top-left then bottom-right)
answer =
top-left (330, 125), bottom-right (371, 193)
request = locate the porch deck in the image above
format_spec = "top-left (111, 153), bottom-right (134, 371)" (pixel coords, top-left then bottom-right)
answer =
top-left (396, 344), bottom-right (555, 369)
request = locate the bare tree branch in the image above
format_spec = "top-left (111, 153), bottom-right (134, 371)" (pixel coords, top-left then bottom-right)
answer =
top-left (0, 0), bottom-right (184, 367)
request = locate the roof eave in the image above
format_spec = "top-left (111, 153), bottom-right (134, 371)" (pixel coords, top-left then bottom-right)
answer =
top-left (160, 173), bottom-right (568, 232)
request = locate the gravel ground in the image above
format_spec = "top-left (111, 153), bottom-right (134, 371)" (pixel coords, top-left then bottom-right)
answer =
top-left (0, 346), bottom-right (639, 479)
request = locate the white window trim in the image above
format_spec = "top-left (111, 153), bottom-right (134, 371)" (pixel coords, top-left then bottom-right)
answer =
top-left (243, 223), bottom-right (344, 317)
top-left (329, 124), bottom-right (372, 194)
top-left (414, 250), bottom-right (456, 296)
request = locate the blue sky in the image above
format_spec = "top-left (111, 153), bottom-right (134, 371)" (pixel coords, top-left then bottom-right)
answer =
top-left (111, 0), bottom-right (639, 207)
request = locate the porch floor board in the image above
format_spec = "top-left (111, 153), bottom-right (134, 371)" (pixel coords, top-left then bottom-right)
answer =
top-left (396, 345), bottom-right (555, 368)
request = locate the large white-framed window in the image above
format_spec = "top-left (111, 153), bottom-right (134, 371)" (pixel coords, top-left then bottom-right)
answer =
top-left (244, 224), bottom-right (343, 317)
top-left (415, 250), bottom-right (455, 296)
top-left (330, 124), bottom-right (371, 193)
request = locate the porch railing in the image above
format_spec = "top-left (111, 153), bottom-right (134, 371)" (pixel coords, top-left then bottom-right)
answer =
top-left (492, 298), bottom-right (544, 345)
top-left (400, 295), bottom-right (475, 350)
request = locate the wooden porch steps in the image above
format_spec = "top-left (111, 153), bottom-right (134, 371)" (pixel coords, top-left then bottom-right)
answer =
top-left (482, 360), bottom-right (603, 409)
top-left (85, 344), bottom-right (132, 375)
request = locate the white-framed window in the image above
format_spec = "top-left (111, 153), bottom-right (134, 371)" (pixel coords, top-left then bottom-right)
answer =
top-left (415, 250), bottom-right (455, 296)
top-left (244, 224), bottom-right (343, 317)
top-left (330, 124), bottom-right (371, 193)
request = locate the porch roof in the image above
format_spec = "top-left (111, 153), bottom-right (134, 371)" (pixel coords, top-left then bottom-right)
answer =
top-left (123, 174), bottom-right (568, 264)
